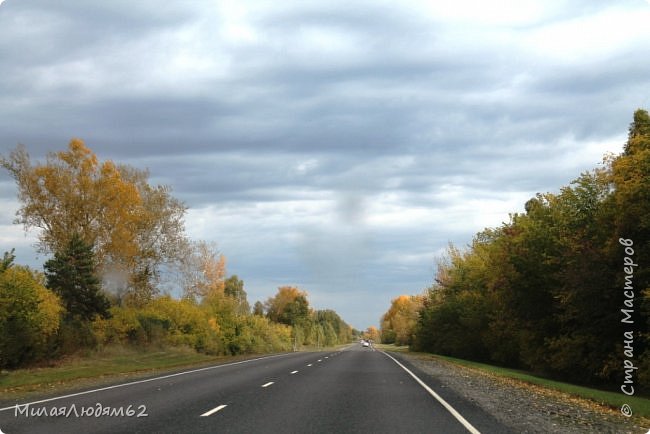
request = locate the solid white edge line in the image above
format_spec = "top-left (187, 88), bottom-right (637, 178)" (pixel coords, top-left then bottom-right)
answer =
top-left (0, 353), bottom-right (293, 413)
top-left (200, 404), bottom-right (227, 417)
top-left (381, 351), bottom-right (482, 434)
top-left (261, 382), bottom-right (274, 388)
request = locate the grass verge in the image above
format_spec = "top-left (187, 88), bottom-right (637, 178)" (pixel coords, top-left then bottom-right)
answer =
top-left (0, 345), bottom-right (266, 400)
top-left (377, 344), bottom-right (650, 420)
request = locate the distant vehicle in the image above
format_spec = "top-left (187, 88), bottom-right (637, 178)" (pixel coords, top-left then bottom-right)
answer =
top-left (362, 341), bottom-right (370, 348)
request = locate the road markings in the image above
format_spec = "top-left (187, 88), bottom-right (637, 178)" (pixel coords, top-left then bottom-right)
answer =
top-left (201, 404), bottom-right (227, 417)
top-left (290, 370), bottom-right (299, 374)
top-left (261, 382), bottom-right (274, 388)
top-left (317, 359), bottom-right (322, 362)
top-left (0, 353), bottom-right (294, 413)
top-left (307, 363), bottom-right (313, 366)
top-left (381, 352), bottom-right (482, 434)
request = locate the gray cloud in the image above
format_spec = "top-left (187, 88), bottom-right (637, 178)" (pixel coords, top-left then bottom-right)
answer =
top-left (1, 0), bottom-right (649, 328)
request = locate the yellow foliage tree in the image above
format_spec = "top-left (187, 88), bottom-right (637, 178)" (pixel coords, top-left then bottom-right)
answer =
top-left (364, 326), bottom-right (380, 343)
top-left (380, 295), bottom-right (424, 346)
top-left (1, 140), bottom-right (140, 263)
top-left (1, 139), bottom-right (188, 304)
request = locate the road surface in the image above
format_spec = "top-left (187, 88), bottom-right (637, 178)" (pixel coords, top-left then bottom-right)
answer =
top-left (0, 345), bottom-right (512, 433)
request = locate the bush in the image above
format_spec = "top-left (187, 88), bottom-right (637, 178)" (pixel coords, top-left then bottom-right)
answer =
top-left (91, 295), bottom-right (293, 358)
top-left (0, 266), bottom-right (62, 368)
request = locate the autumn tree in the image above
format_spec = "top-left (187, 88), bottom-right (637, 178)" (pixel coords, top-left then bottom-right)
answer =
top-left (1, 139), bottom-right (188, 304)
top-left (264, 286), bottom-right (312, 348)
top-left (409, 109), bottom-right (650, 388)
top-left (181, 241), bottom-right (226, 301)
top-left (380, 295), bottom-right (424, 346)
top-left (610, 109), bottom-right (650, 307)
top-left (412, 243), bottom-right (492, 361)
top-left (363, 326), bottom-right (380, 343)
top-left (117, 164), bottom-right (188, 302)
top-left (609, 109), bottom-right (650, 385)
top-left (265, 286), bottom-right (310, 326)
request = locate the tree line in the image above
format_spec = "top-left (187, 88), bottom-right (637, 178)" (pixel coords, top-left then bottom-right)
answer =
top-left (0, 140), bottom-right (352, 369)
top-left (380, 109), bottom-right (650, 390)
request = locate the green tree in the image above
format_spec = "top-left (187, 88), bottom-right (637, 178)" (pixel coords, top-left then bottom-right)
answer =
top-left (282, 295), bottom-right (310, 327)
top-left (224, 275), bottom-right (250, 315)
top-left (44, 233), bottom-right (111, 321)
top-left (253, 301), bottom-right (265, 316)
top-left (1, 249), bottom-right (15, 272)
top-left (314, 309), bottom-right (352, 344)
top-left (410, 109), bottom-right (650, 388)
top-left (265, 286), bottom-right (310, 326)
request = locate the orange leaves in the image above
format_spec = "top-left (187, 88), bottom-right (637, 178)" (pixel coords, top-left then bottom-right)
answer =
top-left (3, 139), bottom-right (139, 262)
top-left (364, 326), bottom-right (380, 342)
top-left (2, 139), bottom-right (189, 304)
top-left (57, 138), bottom-right (98, 172)
top-left (380, 294), bottom-right (424, 345)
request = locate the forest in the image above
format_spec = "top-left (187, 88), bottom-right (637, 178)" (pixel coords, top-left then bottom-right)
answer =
top-left (380, 109), bottom-right (650, 391)
top-left (0, 140), bottom-right (352, 369)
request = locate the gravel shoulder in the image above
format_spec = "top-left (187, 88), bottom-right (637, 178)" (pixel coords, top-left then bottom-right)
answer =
top-left (391, 351), bottom-right (649, 434)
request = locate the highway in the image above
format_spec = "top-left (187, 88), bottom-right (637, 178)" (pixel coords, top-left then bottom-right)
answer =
top-left (0, 345), bottom-right (511, 433)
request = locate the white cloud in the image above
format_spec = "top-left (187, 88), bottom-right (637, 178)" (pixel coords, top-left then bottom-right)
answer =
top-left (409, 0), bottom-right (549, 26)
top-left (216, 0), bottom-right (260, 45)
top-left (524, 6), bottom-right (650, 63)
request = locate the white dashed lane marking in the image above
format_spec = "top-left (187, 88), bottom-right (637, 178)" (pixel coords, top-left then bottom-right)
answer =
top-left (198, 351), bottom-right (347, 419)
top-left (200, 404), bottom-right (227, 417)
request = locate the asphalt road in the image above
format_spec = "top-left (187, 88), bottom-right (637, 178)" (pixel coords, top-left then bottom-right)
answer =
top-left (0, 346), bottom-right (512, 433)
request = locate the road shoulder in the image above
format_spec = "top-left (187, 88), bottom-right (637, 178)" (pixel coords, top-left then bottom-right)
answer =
top-left (388, 351), bottom-right (648, 434)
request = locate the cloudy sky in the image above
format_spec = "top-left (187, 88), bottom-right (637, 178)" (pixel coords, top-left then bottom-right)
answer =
top-left (1, 0), bottom-right (649, 329)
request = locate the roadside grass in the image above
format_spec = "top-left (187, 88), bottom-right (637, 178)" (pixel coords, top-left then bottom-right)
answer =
top-left (299, 343), bottom-right (353, 352)
top-left (0, 345), bottom-right (246, 399)
top-left (377, 344), bottom-right (650, 419)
